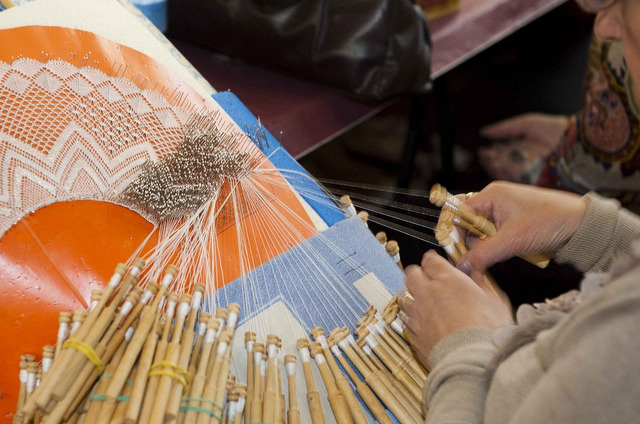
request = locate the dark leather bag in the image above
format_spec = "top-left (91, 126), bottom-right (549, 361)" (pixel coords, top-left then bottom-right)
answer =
top-left (168, 0), bottom-right (432, 100)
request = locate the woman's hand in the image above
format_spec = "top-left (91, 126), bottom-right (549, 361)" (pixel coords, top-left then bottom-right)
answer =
top-left (458, 181), bottom-right (587, 274)
top-left (402, 250), bottom-right (513, 361)
top-left (478, 113), bottom-right (570, 182)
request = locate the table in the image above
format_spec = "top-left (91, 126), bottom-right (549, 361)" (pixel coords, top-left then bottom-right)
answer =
top-left (173, 0), bottom-right (569, 160)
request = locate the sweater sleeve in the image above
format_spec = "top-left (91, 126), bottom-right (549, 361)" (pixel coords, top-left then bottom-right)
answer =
top-left (422, 328), bottom-right (496, 423)
top-left (555, 192), bottom-right (640, 273)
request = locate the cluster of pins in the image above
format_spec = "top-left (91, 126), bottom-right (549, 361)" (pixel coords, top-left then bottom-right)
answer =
top-left (13, 259), bottom-right (245, 424)
top-left (119, 114), bottom-right (259, 222)
top-left (339, 194), bottom-right (404, 271)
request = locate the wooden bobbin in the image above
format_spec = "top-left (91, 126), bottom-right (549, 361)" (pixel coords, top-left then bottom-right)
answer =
top-left (434, 184), bottom-right (550, 268)
top-left (232, 383), bottom-right (247, 424)
top-left (339, 195), bottom-right (357, 217)
top-left (310, 341), bottom-right (354, 424)
top-left (59, 286), bottom-right (153, 424)
top-left (331, 329), bottom-right (417, 424)
top-left (97, 265), bottom-right (175, 424)
top-left (369, 317), bottom-right (427, 385)
top-left (385, 240), bottom-right (403, 270)
top-left (284, 354), bottom-right (300, 424)
top-left (357, 210), bottom-right (369, 227)
top-left (326, 336), bottom-right (392, 424)
top-left (42, 346), bottom-right (55, 374)
top-left (242, 331), bottom-right (256, 424)
top-left (165, 286), bottom-right (209, 422)
top-left (434, 227), bottom-right (461, 264)
top-left (82, 338), bottom-right (129, 424)
top-left (376, 231), bottom-right (387, 246)
top-left (205, 328), bottom-right (235, 424)
top-left (51, 261), bottom-right (142, 414)
top-left (189, 312), bottom-right (212, 376)
top-left (351, 327), bottom-right (423, 419)
top-left (134, 289), bottom-right (175, 424)
top-left (17, 356), bottom-right (29, 413)
top-left (196, 328), bottom-right (233, 424)
top-left (111, 362), bottom-right (137, 424)
top-left (47, 286), bottom-right (144, 424)
top-left (352, 335), bottom-right (423, 422)
top-left (54, 312), bottom-right (72, 358)
top-left (24, 263), bottom-right (129, 419)
top-left (262, 334), bottom-right (279, 423)
top-left (250, 342), bottom-right (264, 424)
top-left (182, 317), bottom-right (220, 424)
top-left (147, 293), bottom-right (192, 424)
top-left (89, 289), bottom-right (102, 310)
top-left (356, 327), bottom-right (422, 402)
top-left (123, 317), bottom-right (162, 424)
top-left (296, 338), bottom-right (325, 424)
top-left (311, 327), bottom-right (367, 424)
top-left (430, 184), bottom-right (496, 236)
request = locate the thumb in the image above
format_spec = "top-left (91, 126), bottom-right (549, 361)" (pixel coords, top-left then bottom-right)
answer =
top-left (480, 116), bottom-right (527, 140)
top-left (457, 236), bottom-right (508, 275)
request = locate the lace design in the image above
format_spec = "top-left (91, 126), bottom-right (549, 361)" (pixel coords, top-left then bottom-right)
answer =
top-left (0, 57), bottom-right (208, 236)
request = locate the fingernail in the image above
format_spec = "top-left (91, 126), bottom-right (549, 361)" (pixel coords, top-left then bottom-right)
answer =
top-left (457, 260), bottom-right (472, 276)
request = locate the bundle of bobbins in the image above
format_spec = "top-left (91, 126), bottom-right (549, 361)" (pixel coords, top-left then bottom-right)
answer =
top-left (12, 260), bottom-right (248, 424)
top-left (13, 259), bottom-right (429, 424)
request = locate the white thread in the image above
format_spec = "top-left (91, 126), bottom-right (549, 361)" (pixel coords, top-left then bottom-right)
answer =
top-left (140, 289), bottom-right (154, 304)
top-left (89, 300), bottom-right (99, 311)
top-left (160, 273), bottom-right (174, 288)
top-left (237, 396), bottom-right (246, 413)
top-left (198, 322), bottom-right (207, 336)
top-left (226, 311), bottom-right (238, 329)
top-left (331, 345), bottom-right (342, 357)
top-left (42, 357), bottom-right (53, 373)
top-left (19, 369), bottom-right (27, 384)
top-left (391, 319), bottom-right (404, 334)
top-left (57, 323), bottom-right (69, 341)
top-left (268, 344), bottom-right (277, 359)
top-left (285, 362), bottom-right (296, 376)
top-left (316, 335), bottom-right (328, 349)
top-left (253, 352), bottom-right (262, 366)
top-left (107, 272), bottom-right (122, 288)
top-left (125, 327), bottom-right (135, 341)
top-left (299, 348), bottom-right (311, 363)
top-left (177, 302), bottom-right (190, 317)
top-left (204, 328), bottom-right (216, 344)
top-left (119, 301), bottom-right (134, 317)
top-left (314, 353), bottom-right (326, 365)
top-left (190, 290), bottom-right (202, 312)
top-left (365, 334), bottom-right (378, 349)
top-left (443, 244), bottom-right (455, 254)
top-left (392, 253), bottom-right (401, 262)
top-left (246, 341), bottom-right (254, 352)
top-left (26, 372), bottom-right (37, 393)
top-left (217, 341), bottom-right (228, 356)
top-left (362, 345), bottom-right (373, 355)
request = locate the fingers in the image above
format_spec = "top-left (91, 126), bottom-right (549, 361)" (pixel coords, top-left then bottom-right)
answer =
top-left (420, 249), bottom-right (456, 279)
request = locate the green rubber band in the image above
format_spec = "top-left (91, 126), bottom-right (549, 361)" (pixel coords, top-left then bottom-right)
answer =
top-left (90, 394), bottom-right (106, 402)
top-left (178, 406), bottom-right (222, 420)
top-left (99, 374), bottom-right (113, 380)
top-left (180, 398), bottom-right (222, 410)
top-left (126, 379), bottom-right (134, 387)
top-left (116, 395), bottom-right (130, 402)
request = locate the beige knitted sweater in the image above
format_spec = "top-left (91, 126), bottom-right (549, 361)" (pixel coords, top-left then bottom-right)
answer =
top-left (423, 193), bottom-right (640, 423)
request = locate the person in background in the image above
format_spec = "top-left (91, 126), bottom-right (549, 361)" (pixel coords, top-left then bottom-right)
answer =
top-left (479, 14), bottom-right (640, 212)
top-left (401, 2), bottom-right (640, 422)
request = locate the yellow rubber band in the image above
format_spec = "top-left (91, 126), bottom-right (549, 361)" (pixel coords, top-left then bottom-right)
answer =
top-left (148, 361), bottom-right (189, 389)
top-left (63, 338), bottom-right (105, 373)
